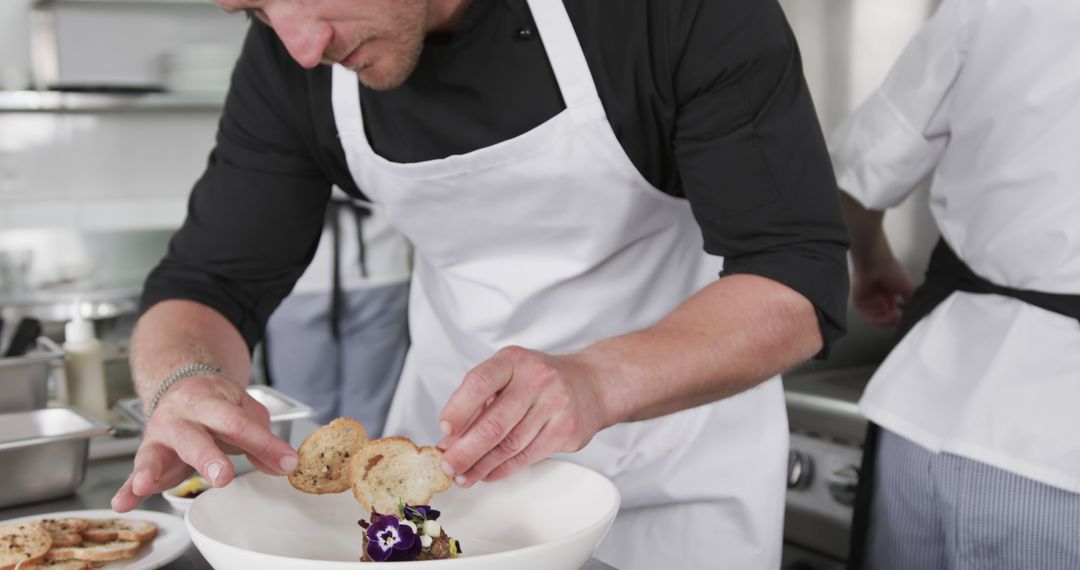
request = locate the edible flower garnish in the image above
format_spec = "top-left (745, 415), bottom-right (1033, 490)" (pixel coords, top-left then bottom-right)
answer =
top-left (401, 502), bottom-right (440, 524)
top-left (359, 504), bottom-right (461, 562)
top-left (365, 513), bottom-right (421, 562)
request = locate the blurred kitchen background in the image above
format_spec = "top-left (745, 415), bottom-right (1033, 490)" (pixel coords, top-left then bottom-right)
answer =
top-left (0, 0), bottom-right (940, 568)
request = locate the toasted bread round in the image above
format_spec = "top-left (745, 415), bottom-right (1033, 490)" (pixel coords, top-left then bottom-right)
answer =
top-left (35, 520), bottom-right (88, 550)
top-left (17, 559), bottom-right (91, 570)
top-left (79, 519), bottom-right (156, 543)
top-left (0, 522), bottom-right (51, 570)
top-left (44, 541), bottom-right (141, 563)
top-left (289, 417), bottom-right (369, 494)
top-left (350, 436), bottom-right (452, 514)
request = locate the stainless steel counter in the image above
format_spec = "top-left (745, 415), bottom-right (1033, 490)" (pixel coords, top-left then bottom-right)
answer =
top-left (0, 454), bottom-right (617, 570)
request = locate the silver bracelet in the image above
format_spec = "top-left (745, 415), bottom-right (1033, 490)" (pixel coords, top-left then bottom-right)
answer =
top-left (144, 363), bottom-right (223, 417)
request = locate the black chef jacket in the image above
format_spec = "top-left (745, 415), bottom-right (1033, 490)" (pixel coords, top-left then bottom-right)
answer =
top-left (142, 0), bottom-right (851, 355)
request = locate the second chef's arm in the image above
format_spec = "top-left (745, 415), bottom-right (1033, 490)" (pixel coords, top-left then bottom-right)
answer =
top-left (838, 193), bottom-right (916, 326)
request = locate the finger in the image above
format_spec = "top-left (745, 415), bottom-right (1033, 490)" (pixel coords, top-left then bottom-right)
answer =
top-left (219, 442), bottom-right (244, 455)
top-left (128, 441), bottom-right (175, 497)
top-left (245, 452), bottom-right (281, 475)
top-left (439, 348), bottom-right (519, 438)
top-left (240, 394), bottom-right (272, 427)
top-left (237, 397), bottom-right (286, 474)
top-left (437, 395), bottom-right (495, 450)
top-left (157, 462), bottom-right (198, 492)
top-left (459, 404), bottom-right (551, 485)
top-left (479, 420), bottom-right (566, 485)
top-left (898, 278), bottom-right (917, 302)
top-left (169, 420), bottom-right (235, 487)
top-left (111, 473), bottom-right (138, 513)
top-left (129, 444), bottom-right (197, 497)
top-left (874, 300), bottom-right (903, 325)
top-left (441, 383), bottom-right (536, 479)
top-left (195, 398), bottom-right (298, 474)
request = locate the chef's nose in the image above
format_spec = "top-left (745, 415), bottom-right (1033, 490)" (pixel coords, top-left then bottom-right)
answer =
top-left (264, 6), bottom-right (333, 69)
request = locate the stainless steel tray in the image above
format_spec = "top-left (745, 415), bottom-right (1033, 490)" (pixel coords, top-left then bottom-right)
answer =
top-left (115, 384), bottom-right (314, 442)
top-left (0, 339), bottom-right (65, 413)
top-left (0, 406), bottom-right (110, 508)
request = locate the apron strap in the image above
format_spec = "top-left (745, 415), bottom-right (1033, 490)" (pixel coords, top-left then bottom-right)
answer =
top-left (328, 201), bottom-right (343, 340)
top-left (327, 199), bottom-right (374, 340)
top-left (847, 422), bottom-right (879, 570)
top-left (523, 0), bottom-right (602, 111)
top-left (848, 237), bottom-right (1080, 568)
top-left (899, 238), bottom-right (1080, 337)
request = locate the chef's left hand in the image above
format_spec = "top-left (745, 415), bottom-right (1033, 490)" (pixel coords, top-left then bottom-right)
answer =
top-left (436, 346), bottom-right (610, 487)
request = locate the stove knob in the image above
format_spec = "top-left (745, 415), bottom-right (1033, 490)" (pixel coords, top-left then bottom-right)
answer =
top-left (826, 465), bottom-right (860, 506)
top-left (787, 450), bottom-right (813, 489)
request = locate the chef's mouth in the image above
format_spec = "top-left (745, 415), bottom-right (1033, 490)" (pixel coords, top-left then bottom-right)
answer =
top-left (339, 42), bottom-right (369, 69)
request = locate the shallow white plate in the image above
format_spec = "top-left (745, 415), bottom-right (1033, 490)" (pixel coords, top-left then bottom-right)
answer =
top-left (1, 509), bottom-right (190, 570)
top-left (186, 459), bottom-right (620, 569)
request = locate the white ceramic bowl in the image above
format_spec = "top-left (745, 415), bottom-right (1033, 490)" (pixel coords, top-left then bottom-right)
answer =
top-left (186, 460), bottom-right (619, 569)
top-left (162, 476), bottom-right (209, 514)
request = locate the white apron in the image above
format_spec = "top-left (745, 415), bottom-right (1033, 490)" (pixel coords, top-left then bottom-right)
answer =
top-left (330, 0), bottom-right (788, 566)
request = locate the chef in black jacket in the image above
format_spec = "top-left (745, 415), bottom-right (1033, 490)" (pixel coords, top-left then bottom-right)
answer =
top-left (112, 0), bottom-right (849, 567)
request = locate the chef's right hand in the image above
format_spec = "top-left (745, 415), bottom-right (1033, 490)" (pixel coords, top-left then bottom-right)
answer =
top-left (111, 375), bottom-right (298, 512)
top-left (851, 255), bottom-right (916, 327)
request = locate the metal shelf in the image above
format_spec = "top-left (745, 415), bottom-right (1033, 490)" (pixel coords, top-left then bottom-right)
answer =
top-left (0, 90), bottom-right (224, 113)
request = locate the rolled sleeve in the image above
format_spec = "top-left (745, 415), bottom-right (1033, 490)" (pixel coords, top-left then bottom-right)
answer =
top-left (671, 0), bottom-right (850, 354)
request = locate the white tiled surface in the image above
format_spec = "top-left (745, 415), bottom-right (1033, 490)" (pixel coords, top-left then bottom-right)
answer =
top-left (0, 110), bottom-right (218, 231)
top-left (0, 0), bottom-right (239, 233)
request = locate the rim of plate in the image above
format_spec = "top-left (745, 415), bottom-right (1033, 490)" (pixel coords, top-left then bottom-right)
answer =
top-left (185, 459), bottom-right (621, 567)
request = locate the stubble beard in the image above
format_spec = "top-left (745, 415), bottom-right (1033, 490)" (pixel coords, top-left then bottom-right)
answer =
top-left (351, 7), bottom-right (428, 91)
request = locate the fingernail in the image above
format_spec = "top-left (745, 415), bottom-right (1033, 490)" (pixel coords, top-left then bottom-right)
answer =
top-left (280, 454), bottom-right (298, 473)
top-left (439, 421), bottom-right (453, 436)
top-left (454, 475), bottom-right (468, 488)
top-left (206, 462), bottom-right (224, 485)
top-left (436, 439), bottom-right (449, 451)
top-left (440, 461), bottom-right (455, 477)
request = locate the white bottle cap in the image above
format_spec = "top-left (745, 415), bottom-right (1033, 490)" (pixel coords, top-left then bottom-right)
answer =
top-left (65, 312), bottom-right (96, 343)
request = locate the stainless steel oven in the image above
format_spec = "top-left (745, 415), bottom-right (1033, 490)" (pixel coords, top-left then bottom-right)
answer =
top-left (782, 366), bottom-right (875, 570)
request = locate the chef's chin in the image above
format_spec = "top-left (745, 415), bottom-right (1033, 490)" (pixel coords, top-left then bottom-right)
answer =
top-left (353, 47), bottom-right (422, 91)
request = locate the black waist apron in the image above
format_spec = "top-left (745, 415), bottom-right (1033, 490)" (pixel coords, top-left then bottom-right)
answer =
top-left (848, 238), bottom-right (1080, 569)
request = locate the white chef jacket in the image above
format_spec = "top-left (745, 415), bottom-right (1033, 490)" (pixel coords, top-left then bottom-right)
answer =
top-left (829, 0), bottom-right (1080, 493)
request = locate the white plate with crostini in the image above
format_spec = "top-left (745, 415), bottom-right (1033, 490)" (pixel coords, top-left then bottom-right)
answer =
top-left (185, 459), bottom-right (620, 569)
top-left (1, 509), bottom-right (190, 570)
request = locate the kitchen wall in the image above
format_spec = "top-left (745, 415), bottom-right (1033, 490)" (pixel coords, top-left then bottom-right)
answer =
top-left (0, 0), bottom-right (243, 290)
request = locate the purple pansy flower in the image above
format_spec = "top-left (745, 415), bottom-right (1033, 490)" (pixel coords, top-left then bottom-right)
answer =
top-left (366, 514), bottom-right (421, 562)
top-left (403, 504), bottom-right (441, 523)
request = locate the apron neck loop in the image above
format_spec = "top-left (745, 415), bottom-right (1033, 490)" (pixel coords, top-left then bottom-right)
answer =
top-left (523, 0), bottom-right (601, 110)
